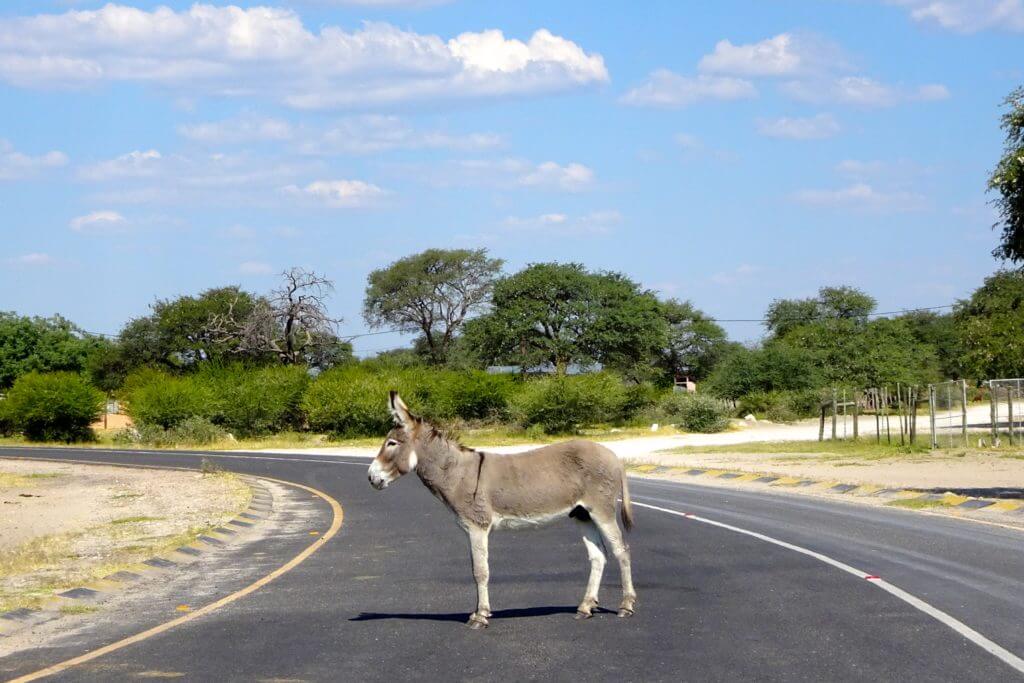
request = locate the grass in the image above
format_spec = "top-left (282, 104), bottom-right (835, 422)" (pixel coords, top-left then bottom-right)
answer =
top-left (659, 438), bottom-right (933, 459)
top-left (59, 604), bottom-right (99, 615)
top-left (110, 516), bottom-right (163, 525)
top-left (0, 471), bottom-right (64, 488)
top-left (0, 472), bottom-right (251, 614)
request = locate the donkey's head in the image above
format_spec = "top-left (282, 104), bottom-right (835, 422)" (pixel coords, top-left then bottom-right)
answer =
top-left (368, 391), bottom-right (421, 490)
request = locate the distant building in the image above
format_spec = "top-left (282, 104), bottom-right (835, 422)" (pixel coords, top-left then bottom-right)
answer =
top-left (673, 376), bottom-right (697, 393)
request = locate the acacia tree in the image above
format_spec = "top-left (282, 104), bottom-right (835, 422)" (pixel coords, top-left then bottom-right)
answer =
top-left (990, 86), bottom-right (1024, 263)
top-left (464, 263), bottom-right (667, 376)
top-left (210, 268), bottom-right (347, 367)
top-left (655, 299), bottom-right (729, 382)
top-left (765, 286), bottom-right (877, 338)
top-left (0, 313), bottom-right (107, 389)
top-left (363, 248), bottom-right (503, 364)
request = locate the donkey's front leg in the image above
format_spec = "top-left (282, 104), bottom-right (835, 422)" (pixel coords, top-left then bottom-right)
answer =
top-left (466, 524), bottom-right (492, 629)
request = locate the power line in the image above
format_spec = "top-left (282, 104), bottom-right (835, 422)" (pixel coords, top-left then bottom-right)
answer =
top-left (76, 304), bottom-right (958, 344)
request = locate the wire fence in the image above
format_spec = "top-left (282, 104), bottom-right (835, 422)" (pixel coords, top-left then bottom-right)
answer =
top-left (989, 378), bottom-right (1024, 446)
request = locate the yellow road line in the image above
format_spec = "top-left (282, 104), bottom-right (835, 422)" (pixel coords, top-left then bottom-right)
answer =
top-left (3, 460), bottom-right (343, 683)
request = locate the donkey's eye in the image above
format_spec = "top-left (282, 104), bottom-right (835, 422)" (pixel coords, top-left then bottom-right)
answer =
top-left (386, 439), bottom-right (399, 448)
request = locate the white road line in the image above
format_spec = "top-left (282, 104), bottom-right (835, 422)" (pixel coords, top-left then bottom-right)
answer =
top-left (633, 500), bottom-right (1024, 675)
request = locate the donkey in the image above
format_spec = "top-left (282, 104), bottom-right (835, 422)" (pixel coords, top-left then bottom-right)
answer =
top-left (368, 391), bottom-right (636, 629)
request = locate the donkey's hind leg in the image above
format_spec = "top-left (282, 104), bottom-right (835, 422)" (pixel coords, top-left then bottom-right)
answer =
top-left (592, 513), bottom-right (637, 617)
top-left (575, 519), bottom-right (607, 619)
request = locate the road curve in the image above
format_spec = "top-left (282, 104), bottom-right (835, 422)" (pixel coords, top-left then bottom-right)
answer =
top-left (1, 446), bottom-right (1023, 682)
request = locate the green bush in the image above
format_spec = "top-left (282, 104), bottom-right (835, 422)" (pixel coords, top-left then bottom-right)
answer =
top-left (511, 372), bottom-right (628, 434)
top-left (126, 372), bottom-right (212, 428)
top-left (430, 371), bottom-right (515, 422)
top-left (201, 365), bottom-right (310, 436)
top-left (120, 417), bottom-right (227, 447)
top-left (3, 372), bottom-right (104, 442)
top-left (303, 366), bottom-right (394, 437)
top-left (737, 389), bottom-right (823, 422)
top-left (659, 392), bottom-right (731, 433)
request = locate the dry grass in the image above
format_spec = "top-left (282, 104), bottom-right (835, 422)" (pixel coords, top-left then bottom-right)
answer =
top-left (0, 472), bottom-right (250, 613)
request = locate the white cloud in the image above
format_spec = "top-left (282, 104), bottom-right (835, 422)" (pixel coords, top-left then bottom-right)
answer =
top-left (621, 69), bottom-right (756, 107)
top-left (502, 210), bottom-right (620, 236)
top-left (890, 0), bottom-right (1024, 32)
top-left (793, 183), bottom-right (926, 211)
top-left (78, 150), bottom-right (162, 181)
top-left (0, 6), bottom-right (607, 108)
top-left (283, 179), bottom-right (386, 207)
top-left (8, 252), bottom-right (53, 266)
top-left (303, 115), bottom-right (502, 155)
top-left (698, 33), bottom-right (846, 77)
top-left (0, 139), bottom-right (68, 180)
top-left (756, 113), bottom-right (841, 139)
top-left (674, 133), bottom-right (702, 149)
top-left (179, 116), bottom-right (293, 144)
top-left (69, 210), bottom-right (127, 232)
top-left (239, 261), bottom-right (274, 275)
top-left (518, 161), bottom-right (594, 191)
top-left (421, 158), bottom-right (596, 192)
top-left (782, 77), bottom-right (949, 107)
top-left (711, 263), bottom-right (760, 286)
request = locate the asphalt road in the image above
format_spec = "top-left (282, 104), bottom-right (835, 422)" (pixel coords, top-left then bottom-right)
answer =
top-left (2, 446), bottom-right (1023, 682)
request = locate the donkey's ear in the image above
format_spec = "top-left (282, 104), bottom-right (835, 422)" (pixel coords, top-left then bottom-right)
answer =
top-left (389, 391), bottom-right (414, 426)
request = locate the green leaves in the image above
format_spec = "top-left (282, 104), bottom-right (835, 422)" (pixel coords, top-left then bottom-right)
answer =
top-left (990, 86), bottom-right (1024, 263)
top-left (954, 269), bottom-right (1024, 379)
top-left (3, 371), bottom-right (104, 442)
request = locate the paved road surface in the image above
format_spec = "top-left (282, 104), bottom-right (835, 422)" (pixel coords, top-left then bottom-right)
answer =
top-left (1, 447), bottom-right (1022, 681)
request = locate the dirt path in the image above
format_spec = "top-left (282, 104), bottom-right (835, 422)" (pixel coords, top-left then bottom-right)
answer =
top-left (0, 459), bottom-right (250, 612)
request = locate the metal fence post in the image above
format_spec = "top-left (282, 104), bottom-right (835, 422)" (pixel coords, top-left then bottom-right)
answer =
top-left (853, 389), bottom-right (859, 440)
top-left (1009, 389), bottom-right (1016, 447)
top-left (960, 379), bottom-right (968, 446)
top-left (929, 384), bottom-right (937, 449)
top-left (831, 388), bottom-right (838, 441)
top-left (989, 380), bottom-right (998, 444)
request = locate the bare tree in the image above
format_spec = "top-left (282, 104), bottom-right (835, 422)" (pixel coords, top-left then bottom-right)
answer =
top-left (209, 268), bottom-right (345, 366)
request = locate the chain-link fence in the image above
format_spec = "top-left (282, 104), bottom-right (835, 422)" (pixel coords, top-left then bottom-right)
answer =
top-left (928, 379), bottom-right (968, 448)
top-left (989, 378), bottom-right (1024, 445)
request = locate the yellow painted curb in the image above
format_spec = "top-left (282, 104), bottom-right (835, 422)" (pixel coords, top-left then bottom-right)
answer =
top-left (990, 500), bottom-right (1024, 512)
top-left (772, 477), bottom-right (803, 486)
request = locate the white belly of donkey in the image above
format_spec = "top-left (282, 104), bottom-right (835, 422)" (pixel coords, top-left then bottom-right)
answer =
top-left (492, 507), bottom-right (575, 531)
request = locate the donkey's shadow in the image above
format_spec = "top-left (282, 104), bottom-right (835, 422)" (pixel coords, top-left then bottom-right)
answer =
top-left (350, 605), bottom-right (617, 623)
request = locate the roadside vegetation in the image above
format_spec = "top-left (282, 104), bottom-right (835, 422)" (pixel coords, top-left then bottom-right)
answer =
top-left (1, 86), bottom-right (1022, 448)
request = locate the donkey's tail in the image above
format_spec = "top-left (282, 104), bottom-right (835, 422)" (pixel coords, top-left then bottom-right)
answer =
top-left (620, 468), bottom-right (635, 531)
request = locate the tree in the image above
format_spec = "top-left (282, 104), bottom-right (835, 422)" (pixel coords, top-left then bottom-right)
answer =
top-left (114, 287), bottom-right (261, 372)
top-left (765, 286), bottom-right (877, 338)
top-left (898, 310), bottom-right (961, 379)
top-left (990, 86), bottom-right (1024, 263)
top-left (655, 299), bottom-right (729, 382)
top-left (363, 248), bottom-right (503, 364)
top-left (954, 270), bottom-right (1024, 379)
top-left (0, 312), bottom-right (106, 389)
top-left (464, 263), bottom-right (667, 376)
top-left (210, 268), bottom-right (347, 367)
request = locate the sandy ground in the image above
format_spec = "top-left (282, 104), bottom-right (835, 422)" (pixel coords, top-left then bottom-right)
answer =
top-left (0, 460), bottom-right (250, 611)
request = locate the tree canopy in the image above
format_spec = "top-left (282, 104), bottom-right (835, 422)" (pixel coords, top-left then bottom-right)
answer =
top-left (954, 269), bottom-right (1024, 379)
top-left (990, 86), bottom-right (1024, 263)
top-left (655, 299), bottom-right (730, 382)
top-left (363, 248), bottom-right (503, 364)
top-left (463, 263), bottom-right (667, 376)
top-left (0, 313), bottom-right (105, 389)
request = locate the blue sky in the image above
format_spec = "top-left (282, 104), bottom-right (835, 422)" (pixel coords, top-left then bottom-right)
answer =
top-left (0, 1), bottom-right (1020, 354)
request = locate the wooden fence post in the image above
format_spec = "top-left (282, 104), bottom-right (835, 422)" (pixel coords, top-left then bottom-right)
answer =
top-left (929, 385), bottom-right (937, 450)
top-left (1009, 389), bottom-right (1017, 447)
top-left (853, 389), bottom-right (859, 440)
top-left (896, 384), bottom-right (905, 446)
top-left (819, 405), bottom-right (825, 442)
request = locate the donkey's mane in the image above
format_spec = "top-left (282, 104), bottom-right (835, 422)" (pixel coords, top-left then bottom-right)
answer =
top-left (422, 420), bottom-right (477, 454)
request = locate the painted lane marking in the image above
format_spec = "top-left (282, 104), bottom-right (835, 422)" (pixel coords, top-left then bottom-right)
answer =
top-left (9, 473), bottom-right (344, 683)
top-left (632, 500), bottom-right (1024, 675)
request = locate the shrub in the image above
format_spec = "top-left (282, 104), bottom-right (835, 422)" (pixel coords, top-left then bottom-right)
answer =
top-left (430, 371), bottom-right (515, 422)
top-left (201, 365), bottom-right (310, 436)
top-left (303, 366), bottom-right (394, 437)
top-left (659, 392), bottom-right (730, 433)
top-left (121, 417), bottom-right (227, 446)
top-left (737, 389), bottom-right (823, 422)
top-left (511, 373), bottom-right (628, 434)
top-left (3, 372), bottom-right (104, 442)
top-left (126, 372), bottom-right (213, 428)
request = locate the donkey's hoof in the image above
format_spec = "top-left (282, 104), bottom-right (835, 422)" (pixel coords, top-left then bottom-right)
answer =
top-left (467, 614), bottom-right (489, 629)
top-left (617, 608), bottom-right (635, 618)
top-left (575, 610), bottom-right (594, 620)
